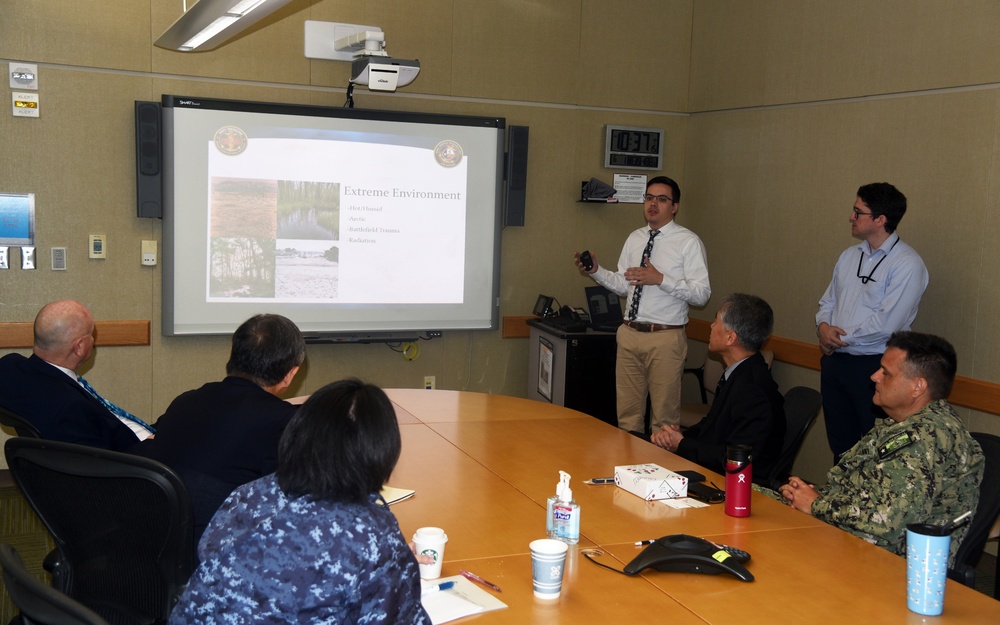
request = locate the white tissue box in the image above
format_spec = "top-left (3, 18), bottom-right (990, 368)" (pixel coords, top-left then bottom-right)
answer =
top-left (614, 463), bottom-right (689, 500)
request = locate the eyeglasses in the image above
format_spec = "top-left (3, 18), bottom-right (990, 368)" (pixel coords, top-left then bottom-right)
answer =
top-left (643, 194), bottom-right (674, 204)
top-left (852, 207), bottom-right (873, 219)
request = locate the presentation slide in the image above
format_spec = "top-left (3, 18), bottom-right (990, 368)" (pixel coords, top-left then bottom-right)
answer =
top-left (206, 137), bottom-right (467, 304)
top-left (161, 96), bottom-right (504, 336)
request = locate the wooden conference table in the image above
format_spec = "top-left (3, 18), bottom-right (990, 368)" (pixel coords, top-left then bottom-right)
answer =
top-left (376, 389), bottom-right (999, 624)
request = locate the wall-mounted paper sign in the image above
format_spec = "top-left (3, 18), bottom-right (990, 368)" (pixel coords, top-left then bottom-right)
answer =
top-left (0, 193), bottom-right (36, 245)
top-left (613, 174), bottom-right (647, 203)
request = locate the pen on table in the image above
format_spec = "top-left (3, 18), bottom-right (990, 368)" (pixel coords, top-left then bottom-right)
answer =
top-left (460, 569), bottom-right (502, 592)
top-left (634, 539), bottom-right (655, 546)
top-left (421, 581), bottom-right (455, 596)
top-left (588, 477), bottom-right (615, 485)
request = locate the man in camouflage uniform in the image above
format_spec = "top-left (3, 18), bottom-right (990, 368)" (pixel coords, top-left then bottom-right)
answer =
top-left (780, 331), bottom-right (983, 565)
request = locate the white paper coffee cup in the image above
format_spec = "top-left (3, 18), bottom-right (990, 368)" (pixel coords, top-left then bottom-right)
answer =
top-left (413, 527), bottom-right (448, 579)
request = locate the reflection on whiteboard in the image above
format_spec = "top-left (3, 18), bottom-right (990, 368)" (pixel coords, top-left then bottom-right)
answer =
top-left (537, 337), bottom-right (554, 402)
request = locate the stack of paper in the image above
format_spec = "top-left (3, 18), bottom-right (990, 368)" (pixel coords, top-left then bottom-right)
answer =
top-left (420, 576), bottom-right (507, 625)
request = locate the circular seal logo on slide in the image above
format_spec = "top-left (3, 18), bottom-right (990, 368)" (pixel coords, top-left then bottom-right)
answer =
top-left (214, 126), bottom-right (248, 156)
top-left (434, 140), bottom-right (463, 167)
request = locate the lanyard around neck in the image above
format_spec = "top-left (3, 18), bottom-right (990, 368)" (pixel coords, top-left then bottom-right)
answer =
top-left (856, 237), bottom-right (900, 284)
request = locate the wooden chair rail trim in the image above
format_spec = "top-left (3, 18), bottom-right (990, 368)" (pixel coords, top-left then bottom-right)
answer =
top-left (0, 320), bottom-right (150, 348)
top-left (502, 315), bottom-right (1000, 417)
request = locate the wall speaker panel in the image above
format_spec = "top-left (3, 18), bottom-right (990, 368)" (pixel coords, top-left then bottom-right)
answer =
top-left (504, 125), bottom-right (529, 227)
top-left (134, 101), bottom-right (162, 219)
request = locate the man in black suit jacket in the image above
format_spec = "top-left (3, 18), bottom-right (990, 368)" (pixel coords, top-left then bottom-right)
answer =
top-left (135, 314), bottom-right (305, 543)
top-left (0, 300), bottom-right (148, 451)
top-left (651, 293), bottom-right (785, 477)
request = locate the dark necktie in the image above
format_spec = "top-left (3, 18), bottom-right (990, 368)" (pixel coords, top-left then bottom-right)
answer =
top-left (78, 376), bottom-right (156, 434)
top-left (628, 229), bottom-right (660, 320)
top-left (715, 373), bottom-right (726, 395)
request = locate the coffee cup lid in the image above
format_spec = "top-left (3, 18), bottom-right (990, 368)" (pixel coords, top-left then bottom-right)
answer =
top-left (414, 527), bottom-right (448, 541)
top-left (906, 522), bottom-right (951, 536)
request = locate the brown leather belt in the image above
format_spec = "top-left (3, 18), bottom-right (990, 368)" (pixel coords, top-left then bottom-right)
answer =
top-left (623, 320), bottom-right (685, 332)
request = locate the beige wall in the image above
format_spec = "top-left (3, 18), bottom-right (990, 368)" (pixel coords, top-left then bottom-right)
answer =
top-left (0, 1), bottom-right (693, 451)
top-left (686, 0), bottom-right (1000, 481)
top-left (3, 1), bottom-right (1000, 485)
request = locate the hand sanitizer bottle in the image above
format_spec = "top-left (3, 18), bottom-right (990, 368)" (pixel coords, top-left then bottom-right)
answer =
top-left (546, 474), bottom-right (564, 538)
top-left (551, 471), bottom-right (580, 544)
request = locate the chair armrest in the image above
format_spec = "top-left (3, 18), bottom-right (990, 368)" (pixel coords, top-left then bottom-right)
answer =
top-left (42, 548), bottom-right (69, 593)
top-left (683, 366), bottom-right (707, 404)
top-left (946, 563), bottom-right (975, 588)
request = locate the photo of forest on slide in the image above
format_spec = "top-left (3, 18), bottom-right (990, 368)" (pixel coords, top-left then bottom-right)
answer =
top-left (209, 177), bottom-right (341, 299)
top-left (275, 180), bottom-right (340, 299)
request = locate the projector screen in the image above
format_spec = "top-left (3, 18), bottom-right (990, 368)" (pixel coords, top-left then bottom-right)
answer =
top-left (159, 95), bottom-right (504, 338)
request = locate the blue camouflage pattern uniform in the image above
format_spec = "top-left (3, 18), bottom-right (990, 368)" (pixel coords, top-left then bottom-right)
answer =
top-left (169, 474), bottom-right (431, 625)
top-left (810, 399), bottom-right (983, 566)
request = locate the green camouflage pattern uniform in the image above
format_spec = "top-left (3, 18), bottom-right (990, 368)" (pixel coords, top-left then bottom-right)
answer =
top-left (811, 399), bottom-right (984, 566)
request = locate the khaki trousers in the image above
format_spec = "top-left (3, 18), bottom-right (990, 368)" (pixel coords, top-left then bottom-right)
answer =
top-left (615, 324), bottom-right (686, 434)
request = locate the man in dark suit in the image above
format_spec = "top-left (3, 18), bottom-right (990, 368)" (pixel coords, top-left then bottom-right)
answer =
top-left (651, 293), bottom-right (785, 477)
top-left (135, 314), bottom-right (305, 543)
top-left (0, 300), bottom-right (150, 451)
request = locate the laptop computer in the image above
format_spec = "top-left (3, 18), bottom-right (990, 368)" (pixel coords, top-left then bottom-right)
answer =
top-left (585, 285), bottom-right (624, 332)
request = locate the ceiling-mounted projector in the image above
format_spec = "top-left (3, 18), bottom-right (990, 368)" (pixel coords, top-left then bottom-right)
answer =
top-left (304, 21), bottom-right (420, 92)
top-left (352, 57), bottom-right (420, 91)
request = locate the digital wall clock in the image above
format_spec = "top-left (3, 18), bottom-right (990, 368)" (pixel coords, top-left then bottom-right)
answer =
top-left (604, 125), bottom-right (664, 170)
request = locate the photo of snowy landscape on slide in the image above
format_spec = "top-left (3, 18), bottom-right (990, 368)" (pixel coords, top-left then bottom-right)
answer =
top-left (209, 177), bottom-right (340, 300)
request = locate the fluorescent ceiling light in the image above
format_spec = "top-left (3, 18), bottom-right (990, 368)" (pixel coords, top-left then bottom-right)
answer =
top-left (156, 0), bottom-right (297, 52)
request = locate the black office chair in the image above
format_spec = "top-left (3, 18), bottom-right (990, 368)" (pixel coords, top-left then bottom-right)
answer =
top-left (680, 351), bottom-right (774, 429)
top-left (3, 438), bottom-right (195, 625)
top-left (763, 386), bottom-right (822, 488)
top-left (1, 543), bottom-right (109, 625)
top-left (947, 432), bottom-right (1000, 597)
top-left (0, 407), bottom-right (41, 438)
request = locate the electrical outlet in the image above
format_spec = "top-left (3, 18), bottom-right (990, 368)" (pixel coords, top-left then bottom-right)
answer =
top-left (141, 240), bottom-right (157, 266)
top-left (424, 376), bottom-right (436, 390)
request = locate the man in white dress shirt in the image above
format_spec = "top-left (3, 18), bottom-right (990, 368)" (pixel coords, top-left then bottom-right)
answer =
top-left (576, 176), bottom-right (711, 436)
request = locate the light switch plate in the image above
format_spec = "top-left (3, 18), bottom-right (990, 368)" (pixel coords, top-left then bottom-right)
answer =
top-left (21, 246), bottom-right (35, 269)
top-left (51, 247), bottom-right (67, 270)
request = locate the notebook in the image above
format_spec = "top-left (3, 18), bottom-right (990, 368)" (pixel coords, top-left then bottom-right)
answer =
top-left (585, 285), bottom-right (624, 332)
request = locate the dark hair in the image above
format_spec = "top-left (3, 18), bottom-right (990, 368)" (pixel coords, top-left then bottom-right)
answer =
top-left (857, 182), bottom-right (907, 234)
top-left (718, 293), bottom-right (773, 353)
top-left (646, 175), bottom-right (680, 204)
top-left (225, 314), bottom-right (306, 386)
top-left (277, 379), bottom-right (401, 502)
top-left (886, 331), bottom-right (957, 400)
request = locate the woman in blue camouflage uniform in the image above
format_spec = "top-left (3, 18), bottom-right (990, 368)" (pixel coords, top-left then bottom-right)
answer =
top-left (169, 379), bottom-right (431, 625)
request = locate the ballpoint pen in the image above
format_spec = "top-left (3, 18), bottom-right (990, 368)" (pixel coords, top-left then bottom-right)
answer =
top-left (587, 477), bottom-right (616, 485)
top-left (421, 581), bottom-right (455, 596)
top-left (460, 569), bottom-right (502, 592)
top-left (634, 539), bottom-right (655, 546)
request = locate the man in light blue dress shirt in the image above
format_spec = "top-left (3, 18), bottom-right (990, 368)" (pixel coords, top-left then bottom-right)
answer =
top-left (816, 183), bottom-right (928, 463)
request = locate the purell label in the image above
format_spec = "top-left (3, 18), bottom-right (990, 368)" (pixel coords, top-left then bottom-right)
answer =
top-left (554, 506), bottom-right (573, 520)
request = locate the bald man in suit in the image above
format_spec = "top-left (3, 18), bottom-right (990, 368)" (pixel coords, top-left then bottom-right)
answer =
top-left (0, 300), bottom-right (150, 451)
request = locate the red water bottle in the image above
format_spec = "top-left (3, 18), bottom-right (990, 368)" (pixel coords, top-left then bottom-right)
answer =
top-left (725, 444), bottom-right (752, 517)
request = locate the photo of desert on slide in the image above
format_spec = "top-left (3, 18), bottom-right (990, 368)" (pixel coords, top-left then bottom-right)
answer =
top-left (209, 177), bottom-right (340, 299)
